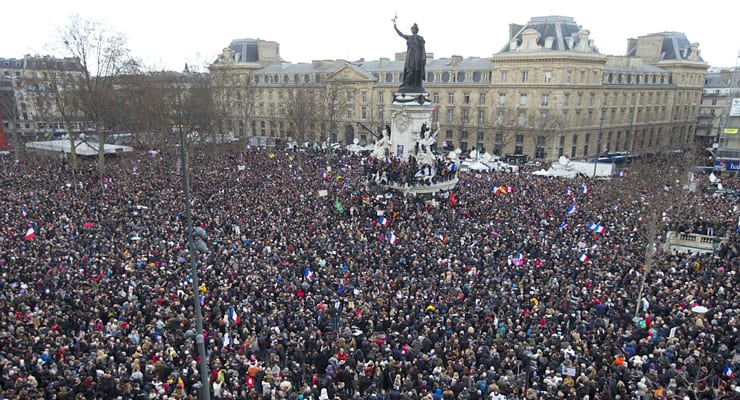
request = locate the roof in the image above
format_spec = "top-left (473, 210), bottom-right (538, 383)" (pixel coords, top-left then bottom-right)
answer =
top-left (703, 72), bottom-right (730, 89)
top-left (498, 16), bottom-right (600, 54)
top-left (25, 139), bottom-right (133, 156)
top-left (626, 32), bottom-right (704, 62)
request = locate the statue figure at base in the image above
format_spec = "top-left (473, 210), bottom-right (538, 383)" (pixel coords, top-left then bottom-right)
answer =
top-left (394, 22), bottom-right (426, 92)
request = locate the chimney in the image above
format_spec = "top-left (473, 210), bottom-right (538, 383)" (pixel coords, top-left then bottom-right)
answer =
top-left (627, 38), bottom-right (637, 54)
top-left (720, 69), bottom-right (731, 83)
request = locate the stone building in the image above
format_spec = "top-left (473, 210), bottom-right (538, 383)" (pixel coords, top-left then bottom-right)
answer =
top-left (209, 16), bottom-right (708, 162)
top-left (0, 55), bottom-right (86, 140)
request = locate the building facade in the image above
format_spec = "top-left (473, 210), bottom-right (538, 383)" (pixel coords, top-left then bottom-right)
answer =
top-left (0, 55), bottom-right (86, 141)
top-left (210, 16), bottom-right (708, 162)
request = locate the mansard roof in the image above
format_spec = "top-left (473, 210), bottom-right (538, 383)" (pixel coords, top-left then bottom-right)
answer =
top-left (626, 31), bottom-right (704, 62)
top-left (498, 16), bottom-right (600, 54)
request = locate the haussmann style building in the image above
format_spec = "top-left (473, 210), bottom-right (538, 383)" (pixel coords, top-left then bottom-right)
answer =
top-left (209, 16), bottom-right (708, 163)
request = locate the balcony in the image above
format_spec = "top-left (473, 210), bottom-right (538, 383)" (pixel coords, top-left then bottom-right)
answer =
top-left (664, 231), bottom-right (728, 254)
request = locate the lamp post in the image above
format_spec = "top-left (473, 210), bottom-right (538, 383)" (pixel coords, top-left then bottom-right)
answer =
top-left (177, 99), bottom-right (212, 400)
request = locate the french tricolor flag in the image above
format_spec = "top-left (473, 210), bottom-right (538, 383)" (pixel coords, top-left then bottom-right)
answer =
top-left (388, 231), bottom-right (398, 245)
top-left (304, 267), bottom-right (314, 281)
top-left (378, 216), bottom-right (389, 226)
top-left (566, 204), bottom-right (577, 215)
top-left (564, 188), bottom-right (573, 196)
top-left (560, 222), bottom-right (569, 230)
top-left (724, 365), bottom-right (734, 378)
top-left (229, 306), bottom-right (241, 324)
top-left (580, 185), bottom-right (590, 194)
top-left (320, 171), bottom-right (328, 180)
top-left (21, 208), bottom-right (28, 218)
top-left (578, 253), bottom-right (590, 263)
top-left (25, 226), bottom-right (35, 240)
top-left (512, 251), bottom-right (524, 266)
top-left (595, 225), bottom-right (607, 234)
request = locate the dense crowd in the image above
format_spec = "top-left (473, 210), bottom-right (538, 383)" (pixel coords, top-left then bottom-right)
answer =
top-left (0, 145), bottom-right (738, 400)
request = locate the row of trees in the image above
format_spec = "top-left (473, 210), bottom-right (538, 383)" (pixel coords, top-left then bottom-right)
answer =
top-left (21, 15), bottom-right (221, 175)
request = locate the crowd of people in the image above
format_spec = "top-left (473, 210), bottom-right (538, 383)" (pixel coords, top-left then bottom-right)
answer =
top-left (0, 144), bottom-right (738, 400)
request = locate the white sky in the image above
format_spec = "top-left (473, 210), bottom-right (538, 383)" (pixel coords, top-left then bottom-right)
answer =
top-left (5, 0), bottom-right (740, 72)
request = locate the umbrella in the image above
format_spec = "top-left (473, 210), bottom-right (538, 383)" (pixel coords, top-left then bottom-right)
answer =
top-left (83, 222), bottom-right (95, 228)
top-left (177, 257), bottom-right (186, 264)
top-left (130, 234), bottom-right (142, 241)
top-left (691, 305), bottom-right (709, 314)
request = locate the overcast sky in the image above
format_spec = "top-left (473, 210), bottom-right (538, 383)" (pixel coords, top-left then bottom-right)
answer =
top-left (5, 0), bottom-right (739, 72)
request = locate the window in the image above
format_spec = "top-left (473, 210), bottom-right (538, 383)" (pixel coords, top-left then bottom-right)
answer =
top-left (515, 135), bottom-right (524, 155)
top-left (472, 71), bottom-right (481, 83)
top-left (460, 131), bottom-right (468, 151)
top-left (535, 136), bottom-right (546, 159)
top-left (580, 70), bottom-right (586, 83)
top-left (494, 132), bottom-right (503, 155)
top-left (496, 111), bottom-right (504, 125)
top-left (479, 93), bottom-right (486, 105)
top-left (522, 71), bottom-right (529, 83)
top-left (519, 94), bottom-right (527, 106)
top-left (378, 107), bottom-right (384, 121)
top-left (476, 131), bottom-right (485, 151)
top-left (571, 135), bottom-right (578, 157)
top-left (544, 71), bottom-right (552, 83)
top-left (462, 109), bottom-right (469, 122)
top-left (499, 94), bottom-right (506, 106)
top-left (457, 71), bottom-right (465, 82)
top-left (566, 70), bottom-right (572, 83)
top-left (385, 73), bottom-right (393, 83)
top-left (361, 106), bottom-right (368, 119)
top-left (361, 91), bottom-right (367, 102)
top-left (346, 92), bottom-right (353, 101)
top-left (517, 112), bottom-right (526, 127)
top-left (442, 72), bottom-right (450, 82)
top-left (378, 92), bottom-right (384, 102)
top-left (478, 110), bottom-right (485, 124)
top-left (541, 94), bottom-right (549, 107)
top-left (446, 109), bottom-right (454, 123)
top-left (540, 112), bottom-right (548, 128)
top-left (500, 71), bottom-right (508, 83)
top-left (448, 93), bottom-right (455, 103)
top-left (558, 136), bottom-right (565, 157)
top-left (583, 133), bottom-right (590, 156)
top-left (427, 72), bottom-right (435, 83)
top-left (433, 93), bottom-right (440, 103)
top-left (464, 93), bottom-right (470, 104)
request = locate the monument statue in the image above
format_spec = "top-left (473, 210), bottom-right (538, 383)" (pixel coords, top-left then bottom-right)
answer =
top-left (394, 21), bottom-right (426, 92)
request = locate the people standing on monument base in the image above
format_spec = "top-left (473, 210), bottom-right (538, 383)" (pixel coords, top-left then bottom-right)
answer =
top-left (0, 146), bottom-right (738, 400)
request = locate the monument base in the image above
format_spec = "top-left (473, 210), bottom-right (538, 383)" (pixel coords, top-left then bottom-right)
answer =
top-left (392, 91), bottom-right (431, 106)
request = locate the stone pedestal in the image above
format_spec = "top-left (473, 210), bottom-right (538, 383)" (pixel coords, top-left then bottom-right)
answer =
top-left (390, 92), bottom-right (433, 162)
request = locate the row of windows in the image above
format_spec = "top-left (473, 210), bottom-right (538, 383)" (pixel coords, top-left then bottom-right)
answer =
top-left (251, 68), bottom-right (675, 87)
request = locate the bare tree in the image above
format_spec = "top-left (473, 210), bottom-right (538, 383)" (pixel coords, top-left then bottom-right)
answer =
top-left (282, 86), bottom-right (320, 143)
top-left (117, 71), bottom-right (178, 150)
top-left (56, 14), bottom-right (139, 173)
top-left (32, 56), bottom-right (87, 169)
top-left (318, 82), bottom-right (350, 146)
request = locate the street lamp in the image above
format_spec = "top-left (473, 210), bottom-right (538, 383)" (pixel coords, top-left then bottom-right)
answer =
top-left (177, 98), bottom-right (212, 400)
